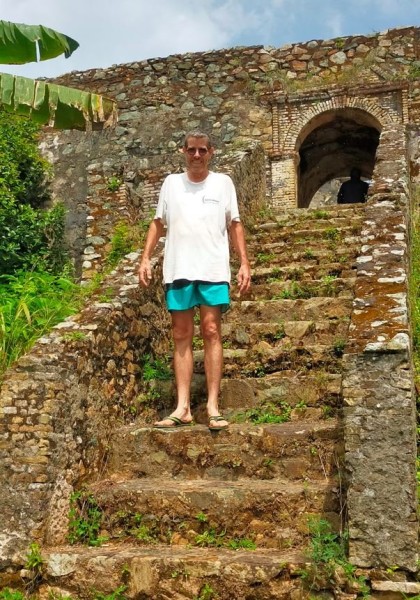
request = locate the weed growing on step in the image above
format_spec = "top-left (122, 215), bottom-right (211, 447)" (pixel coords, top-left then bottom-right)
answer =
top-left (234, 400), bottom-right (296, 424)
top-left (25, 542), bottom-right (43, 572)
top-left (323, 227), bottom-right (340, 242)
top-left (273, 281), bottom-right (312, 300)
top-left (68, 490), bottom-right (106, 547)
top-left (331, 338), bottom-right (346, 358)
top-left (227, 538), bottom-right (257, 550)
top-left (106, 175), bottom-right (123, 192)
top-left (194, 583), bottom-right (217, 600)
top-left (194, 528), bottom-right (226, 548)
top-left (267, 266), bottom-right (282, 282)
top-left (171, 568), bottom-right (191, 580)
top-left (193, 336), bottom-right (204, 349)
top-left (303, 249), bottom-right (316, 259)
top-left (313, 209), bottom-right (329, 219)
top-left (61, 331), bottom-right (88, 342)
top-left (299, 518), bottom-right (369, 596)
top-left (93, 585), bottom-right (127, 600)
top-left (24, 542), bottom-right (44, 593)
top-left (196, 511), bottom-right (209, 523)
top-left (255, 252), bottom-right (276, 266)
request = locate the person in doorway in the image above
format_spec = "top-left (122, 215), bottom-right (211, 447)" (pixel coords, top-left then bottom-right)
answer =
top-left (138, 131), bottom-right (251, 431)
top-left (337, 167), bottom-right (369, 204)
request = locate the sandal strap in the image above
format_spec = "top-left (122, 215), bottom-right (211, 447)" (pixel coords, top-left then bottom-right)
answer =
top-left (209, 415), bottom-right (226, 422)
top-left (167, 416), bottom-right (182, 424)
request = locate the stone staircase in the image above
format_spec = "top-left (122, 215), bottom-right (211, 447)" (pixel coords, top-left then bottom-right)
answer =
top-left (42, 204), bottom-right (366, 600)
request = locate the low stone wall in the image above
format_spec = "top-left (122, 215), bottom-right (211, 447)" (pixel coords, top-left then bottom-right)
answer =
top-left (0, 252), bottom-right (170, 567)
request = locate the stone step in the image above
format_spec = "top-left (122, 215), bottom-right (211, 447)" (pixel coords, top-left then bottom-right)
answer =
top-left (90, 477), bottom-right (340, 550)
top-left (106, 419), bottom-right (342, 482)
top-left (246, 277), bottom-right (356, 301)
top-left (43, 545), bottom-right (306, 600)
top-left (251, 226), bottom-right (361, 246)
top-left (219, 372), bottom-right (342, 412)
top-left (255, 204), bottom-right (366, 226)
top-left (216, 318), bottom-right (350, 348)
top-left (250, 261), bottom-right (357, 283)
top-left (247, 246), bottom-right (360, 270)
top-left (228, 297), bottom-right (352, 323)
top-left (257, 214), bottom-right (364, 230)
top-left (194, 343), bottom-right (343, 377)
top-left (147, 372), bottom-right (342, 420)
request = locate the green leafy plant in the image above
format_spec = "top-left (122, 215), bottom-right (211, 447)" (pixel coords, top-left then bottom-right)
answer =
top-left (106, 175), bottom-right (123, 192)
top-left (196, 512), bottom-right (209, 523)
top-left (0, 111), bottom-right (72, 276)
top-left (324, 227), bottom-right (340, 242)
top-left (68, 490), bottom-right (105, 547)
top-left (332, 338), bottom-right (346, 358)
top-left (141, 353), bottom-right (172, 381)
top-left (300, 518), bottom-right (369, 595)
top-left (106, 222), bottom-right (135, 267)
top-left (227, 537), bottom-right (257, 550)
top-left (0, 270), bottom-right (81, 379)
top-left (194, 583), bottom-right (217, 600)
top-left (25, 542), bottom-right (43, 571)
top-left (255, 252), bottom-right (276, 266)
top-left (194, 528), bottom-right (226, 548)
top-left (0, 590), bottom-right (26, 600)
top-left (93, 585), bottom-right (127, 600)
top-left (234, 401), bottom-right (293, 424)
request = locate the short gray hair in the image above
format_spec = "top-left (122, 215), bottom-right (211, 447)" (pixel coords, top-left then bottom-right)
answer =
top-left (183, 130), bottom-right (213, 148)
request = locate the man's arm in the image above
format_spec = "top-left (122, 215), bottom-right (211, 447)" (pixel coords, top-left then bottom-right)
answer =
top-left (230, 220), bottom-right (251, 295)
top-left (138, 218), bottom-right (165, 287)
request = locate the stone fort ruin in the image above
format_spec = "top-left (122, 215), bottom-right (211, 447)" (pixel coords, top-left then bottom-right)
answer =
top-left (0, 25), bottom-right (419, 598)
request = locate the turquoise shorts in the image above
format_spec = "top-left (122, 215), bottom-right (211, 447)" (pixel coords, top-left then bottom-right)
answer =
top-left (165, 280), bottom-right (230, 313)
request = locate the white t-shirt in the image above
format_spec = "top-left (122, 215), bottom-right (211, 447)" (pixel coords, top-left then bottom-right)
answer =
top-left (155, 171), bottom-right (240, 284)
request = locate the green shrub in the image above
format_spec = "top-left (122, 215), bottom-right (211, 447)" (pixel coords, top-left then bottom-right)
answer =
top-left (0, 111), bottom-right (69, 275)
top-left (68, 490), bottom-right (105, 546)
top-left (0, 270), bottom-right (81, 378)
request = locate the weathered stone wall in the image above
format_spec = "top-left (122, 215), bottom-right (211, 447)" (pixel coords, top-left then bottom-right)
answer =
top-left (0, 251), bottom-right (171, 565)
top-left (342, 124), bottom-right (418, 570)
top-left (40, 27), bottom-right (419, 270)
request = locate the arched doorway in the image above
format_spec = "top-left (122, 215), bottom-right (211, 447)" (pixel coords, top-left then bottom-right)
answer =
top-left (296, 108), bottom-right (380, 208)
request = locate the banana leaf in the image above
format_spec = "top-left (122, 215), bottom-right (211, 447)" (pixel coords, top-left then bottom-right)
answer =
top-left (0, 73), bottom-right (117, 130)
top-left (0, 20), bottom-right (79, 64)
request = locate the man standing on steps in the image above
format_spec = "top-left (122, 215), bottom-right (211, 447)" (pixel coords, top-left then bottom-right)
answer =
top-left (337, 167), bottom-right (369, 204)
top-left (138, 130), bottom-right (251, 431)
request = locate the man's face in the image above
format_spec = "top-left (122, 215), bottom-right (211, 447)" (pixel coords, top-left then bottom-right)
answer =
top-left (182, 136), bottom-right (214, 171)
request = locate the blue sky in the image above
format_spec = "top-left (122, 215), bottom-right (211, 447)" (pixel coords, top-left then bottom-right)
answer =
top-left (0, 0), bottom-right (419, 79)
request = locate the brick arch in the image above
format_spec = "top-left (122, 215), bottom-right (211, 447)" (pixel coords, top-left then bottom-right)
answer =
top-left (292, 104), bottom-right (385, 207)
top-left (279, 96), bottom-right (398, 155)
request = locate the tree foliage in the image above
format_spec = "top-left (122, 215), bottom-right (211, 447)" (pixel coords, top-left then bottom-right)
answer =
top-left (0, 110), bottom-right (68, 275)
top-left (0, 20), bottom-right (117, 130)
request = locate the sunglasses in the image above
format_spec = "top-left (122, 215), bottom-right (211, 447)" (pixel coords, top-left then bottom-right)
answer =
top-left (185, 147), bottom-right (209, 156)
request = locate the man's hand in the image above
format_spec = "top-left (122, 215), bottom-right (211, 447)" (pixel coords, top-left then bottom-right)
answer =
top-left (138, 259), bottom-right (152, 287)
top-left (236, 262), bottom-right (251, 296)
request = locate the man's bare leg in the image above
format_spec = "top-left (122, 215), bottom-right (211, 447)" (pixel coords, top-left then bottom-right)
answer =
top-left (200, 305), bottom-right (228, 427)
top-left (154, 308), bottom-right (194, 426)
